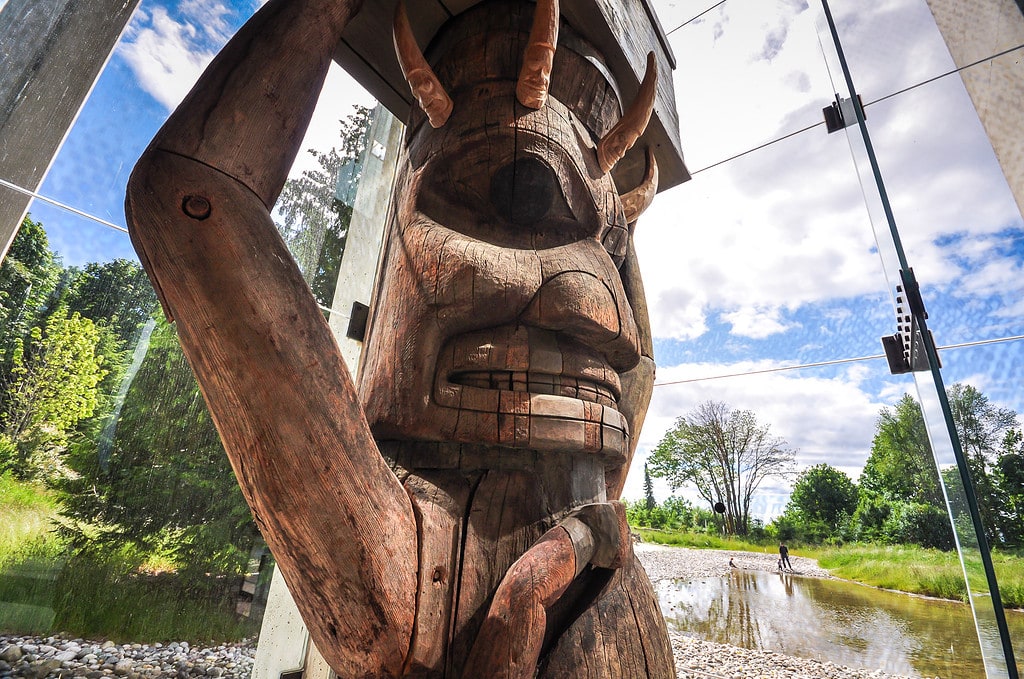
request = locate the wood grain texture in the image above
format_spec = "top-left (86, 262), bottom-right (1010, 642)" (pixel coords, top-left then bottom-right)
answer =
top-left (127, 152), bottom-right (417, 677)
top-left (538, 554), bottom-right (676, 678)
top-left (128, 0), bottom-right (676, 675)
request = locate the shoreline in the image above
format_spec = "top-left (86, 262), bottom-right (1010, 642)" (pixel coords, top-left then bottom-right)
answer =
top-left (635, 543), bottom-right (932, 679)
top-left (0, 545), bottom-right (935, 679)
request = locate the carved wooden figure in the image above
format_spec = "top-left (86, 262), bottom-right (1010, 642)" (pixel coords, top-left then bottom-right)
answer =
top-left (126, 0), bottom-right (681, 676)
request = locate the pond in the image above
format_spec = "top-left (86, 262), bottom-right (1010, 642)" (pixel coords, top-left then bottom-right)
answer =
top-left (656, 570), bottom-right (1024, 678)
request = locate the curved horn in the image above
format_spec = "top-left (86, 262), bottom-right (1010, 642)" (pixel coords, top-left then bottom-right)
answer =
top-left (621, 147), bottom-right (659, 226)
top-left (516, 0), bottom-right (559, 109)
top-left (597, 52), bottom-right (657, 174)
top-left (393, 0), bottom-right (453, 128)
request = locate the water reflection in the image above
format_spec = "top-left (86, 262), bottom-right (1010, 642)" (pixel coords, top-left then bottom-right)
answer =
top-left (657, 571), bottom-right (1024, 678)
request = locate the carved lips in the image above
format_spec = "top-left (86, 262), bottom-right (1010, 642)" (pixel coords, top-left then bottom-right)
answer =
top-left (443, 325), bottom-right (621, 406)
top-left (430, 326), bottom-right (630, 461)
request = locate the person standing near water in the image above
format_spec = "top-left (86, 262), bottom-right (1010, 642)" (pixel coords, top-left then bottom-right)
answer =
top-left (779, 542), bottom-right (792, 571)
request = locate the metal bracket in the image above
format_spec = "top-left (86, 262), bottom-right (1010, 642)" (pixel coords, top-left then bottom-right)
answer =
top-left (346, 301), bottom-right (370, 341)
top-left (881, 268), bottom-right (941, 374)
top-left (823, 93), bottom-right (866, 133)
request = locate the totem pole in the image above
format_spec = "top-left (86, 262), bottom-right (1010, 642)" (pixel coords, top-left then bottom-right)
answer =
top-left (125, 0), bottom-right (687, 676)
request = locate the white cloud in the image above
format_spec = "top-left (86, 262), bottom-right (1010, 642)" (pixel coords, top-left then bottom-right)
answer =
top-left (637, 0), bottom-right (1023, 349)
top-left (177, 0), bottom-right (235, 44)
top-left (620, 358), bottom-right (907, 512)
top-left (721, 305), bottom-right (798, 338)
top-left (118, 6), bottom-right (221, 111)
top-left (116, 2), bottom-right (375, 179)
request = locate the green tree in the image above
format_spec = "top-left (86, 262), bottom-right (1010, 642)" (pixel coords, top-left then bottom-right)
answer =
top-left (59, 316), bottom-right (257, 574)
top-left (643, 463), bottom-right (656, 510)
top-left (0, 216), bottom-right (62, 390)
top-left (993, 429), bottom-right (1024, 546)
top-left (0, 216), bottom-right (60, 336)
top-left (649, 400), bottom-right (795, 535)
top-left (275, 105), bottom-right (372, 309)
top-left (60, 259), bottom-right (159, 349)
top-left (1, 309), bottom-right (108, 480)
top-left (855, 385), bottom-right (1018, 548)
top-left (945, 383), bottom-right (1018, 545)
top-left (781, 464), bottom-right (858, 542)
top-left (859, 394), bottom-right (942, 507)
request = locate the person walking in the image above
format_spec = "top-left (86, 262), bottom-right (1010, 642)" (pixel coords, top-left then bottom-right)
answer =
top-left (779, 542), bottom-right (792, 571)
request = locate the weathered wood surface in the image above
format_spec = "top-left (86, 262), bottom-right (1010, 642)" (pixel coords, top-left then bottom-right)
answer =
top-left (126, 2), bottom-right (417, 677)
top-left (331, 0), bottom-right (688, 192)
top-left (127, 0), bottom-right (677, 676)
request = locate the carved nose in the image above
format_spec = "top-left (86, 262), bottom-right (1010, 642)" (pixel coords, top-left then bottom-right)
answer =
top-left (520, 270), bottom-right (640, 371)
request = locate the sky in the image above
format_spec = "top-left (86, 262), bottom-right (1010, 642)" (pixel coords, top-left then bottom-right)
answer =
top-left (13, 0), bottom-right (1024, 520)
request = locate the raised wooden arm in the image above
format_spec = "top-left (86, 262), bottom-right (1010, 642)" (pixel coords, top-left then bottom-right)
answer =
top-left (124, 1), bottom-right (417, 676)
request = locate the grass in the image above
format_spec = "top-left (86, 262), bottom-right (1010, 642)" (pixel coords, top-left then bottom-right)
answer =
top-left (635, 526), bottom-right (1024, 608)
top-left (51, 550), bottom-right (259, 643)
top-left (0, 473), bottom-right (65, 634)
top-left (0, 474), bottom-right (259, 642)
top-left (0, 472), bottom-right (59, 566)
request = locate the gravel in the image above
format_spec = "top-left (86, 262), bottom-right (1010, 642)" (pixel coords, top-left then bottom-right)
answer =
top-left (0, 635), bottom-right (254, 679)
top-left (635, 543), bottom-right (933, 679)
top-left (0, 545), bottom-right (930, 678)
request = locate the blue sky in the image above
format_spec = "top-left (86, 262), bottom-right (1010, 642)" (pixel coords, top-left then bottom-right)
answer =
top-left (17, 0), bottom-right (1024, 518)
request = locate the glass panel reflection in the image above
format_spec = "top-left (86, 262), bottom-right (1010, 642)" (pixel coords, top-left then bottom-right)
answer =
top-left (666, 0), bottom-right (836, 171)
top-left (0, 211), bottom-right (269, 652)
top-left (813, 0), bottom-right (1022, 674)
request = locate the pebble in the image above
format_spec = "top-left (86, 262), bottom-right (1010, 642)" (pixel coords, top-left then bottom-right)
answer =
top-left (0, 546), bottom-right (932, 679)
top-left (0, 635), bottom-right (254, 678)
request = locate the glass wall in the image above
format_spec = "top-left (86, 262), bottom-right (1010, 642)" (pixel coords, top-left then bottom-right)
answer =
top-left (0, 2), bottom-right (379, 676)
top-left (0, 0), bottom-right (1021, 677)
top-left (635, 0), bottom-right (1022, 677)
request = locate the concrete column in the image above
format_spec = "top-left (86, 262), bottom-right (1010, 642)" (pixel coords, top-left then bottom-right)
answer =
top-left (925, 0), bottom-right (1024, 217)
top-left (0, 0), bottom-right (140, 259)
top-left (327, 105), bottom-right (405, 369)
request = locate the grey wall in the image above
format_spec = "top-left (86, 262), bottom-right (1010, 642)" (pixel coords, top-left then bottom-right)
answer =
top-left (926, 0), bottom-right (1024, 218)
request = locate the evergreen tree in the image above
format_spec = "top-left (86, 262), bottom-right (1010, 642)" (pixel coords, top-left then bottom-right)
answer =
top-left (643, 463), bottom-right (656, 510)
top-left (59, 316), bottom-right (257, 574)
top-left (0, 215), bottom-right (62, 389)
top-left (275, 105), bottom-right (372, 309)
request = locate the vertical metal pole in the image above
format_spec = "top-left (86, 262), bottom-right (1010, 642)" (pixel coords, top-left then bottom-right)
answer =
top-left (818, 1), bottom-right (1019, 676)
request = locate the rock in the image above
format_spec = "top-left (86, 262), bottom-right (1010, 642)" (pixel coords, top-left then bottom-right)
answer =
top-left (101, 640), bottom-right (116, 650)
top-left (56, 649), bottom-right (80, 663)
top-left (1, 644), bottom-right (23, 662)
top-left (114, 658), bottom-right (134, 675)
top-left (36, 657), bottom-right (64, 673)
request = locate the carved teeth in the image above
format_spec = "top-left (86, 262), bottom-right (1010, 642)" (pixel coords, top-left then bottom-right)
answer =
top-left (451, 371), bottom-right (617, 405)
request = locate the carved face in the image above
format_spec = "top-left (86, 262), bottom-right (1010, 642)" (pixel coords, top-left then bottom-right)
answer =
top-left (359, 82), bottom-right (652, 483)
top-left (517, 43), bottom-right (554, 109)
top-left (407, 68), bottom-right (452, 126)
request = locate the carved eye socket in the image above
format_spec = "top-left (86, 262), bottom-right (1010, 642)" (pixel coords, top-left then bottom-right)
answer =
top-left (489, 157), bottom-right (556, 225)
